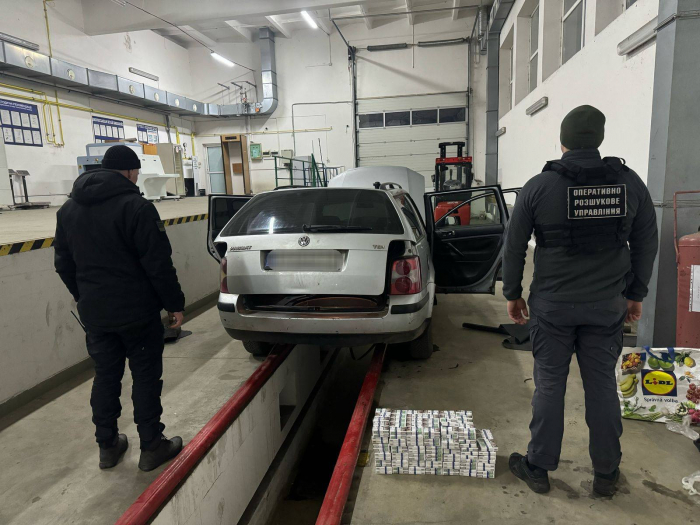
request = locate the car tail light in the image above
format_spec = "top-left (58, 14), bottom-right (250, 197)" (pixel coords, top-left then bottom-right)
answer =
top-left (390, 257), bottom-right (421, 295)
top-left (220, 257), bottom-right (229, 293)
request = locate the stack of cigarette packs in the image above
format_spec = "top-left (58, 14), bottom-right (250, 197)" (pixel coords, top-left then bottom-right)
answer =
top-left (372, 409), bottom-right (497, 478)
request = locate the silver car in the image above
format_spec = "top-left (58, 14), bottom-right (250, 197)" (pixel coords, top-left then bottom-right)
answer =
top-left (207, 183), bottom-right (515, 358)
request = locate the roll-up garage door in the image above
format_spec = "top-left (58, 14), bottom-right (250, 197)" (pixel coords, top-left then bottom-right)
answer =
top-left (357, 93), bottom-right (468, 184)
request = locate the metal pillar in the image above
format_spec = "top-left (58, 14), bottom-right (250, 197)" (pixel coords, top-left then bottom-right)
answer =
top-left (637, 0), bottom-right (700, 347)
top-left (484, 32), bottom-right (500, 185)
top-left (484, 0), bottom-right (515, 186)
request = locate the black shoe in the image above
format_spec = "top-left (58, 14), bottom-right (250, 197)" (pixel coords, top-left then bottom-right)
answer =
top-left (509, 453), bottom-right (550, 494)
top-left (99, 434), bottom-right (128, 470)
top-left (138, 436), bottom-right (183, 472)
top-left (593, 469), bottom-right (620, 497)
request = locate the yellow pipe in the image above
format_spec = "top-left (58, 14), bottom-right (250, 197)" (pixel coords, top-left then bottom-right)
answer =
top-left (190, 132), bottom-right (196, 158)
top-left (0, 81), bottom-right (58, 144)
top-left (0, 88), bottom-right (175, 135)
top-left (42, 0), bottom-right (65, 146)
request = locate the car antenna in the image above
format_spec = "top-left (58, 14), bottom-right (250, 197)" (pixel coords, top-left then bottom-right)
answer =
top-left (373, 181), bottom-right (381, 189)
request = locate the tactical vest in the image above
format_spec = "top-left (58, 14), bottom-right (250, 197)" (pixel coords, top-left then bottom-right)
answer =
top-left (534, 157), bottom-right (630, 253)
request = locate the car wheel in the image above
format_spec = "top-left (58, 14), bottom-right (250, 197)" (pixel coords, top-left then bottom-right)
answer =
top-left (408, 322), bottom-right (433, 360)
top-left (243, 340), bottom-right (273, 357)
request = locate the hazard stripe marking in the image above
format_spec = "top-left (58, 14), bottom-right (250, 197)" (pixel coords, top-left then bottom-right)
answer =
top-left (0, 213), bottom-right (209, 257)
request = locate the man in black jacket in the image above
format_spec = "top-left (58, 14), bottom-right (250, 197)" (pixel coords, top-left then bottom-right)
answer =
top-left (54, 145), bottom-right (185, 471)
top-left (502, 106), bottom-right (658, 496)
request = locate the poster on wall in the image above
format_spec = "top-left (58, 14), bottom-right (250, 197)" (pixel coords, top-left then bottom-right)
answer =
top-left (137, 124), bottom-right (159, 145)
top-left (92, 116), bottom-right (125, 143)
top-left (0, 98), bottom-right (43, 147)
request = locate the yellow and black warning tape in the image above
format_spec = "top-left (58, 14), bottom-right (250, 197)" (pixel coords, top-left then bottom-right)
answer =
top-left (161, 213), bottom-right (208, 227)
top-left (0, 213), bottom-right (208, 257)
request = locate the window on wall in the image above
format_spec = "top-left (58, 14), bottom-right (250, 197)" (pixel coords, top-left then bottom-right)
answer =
top-left (412, 109), bottom-right (438, 125)
top-left (439, 107), bottom-right (466, 123)
top-left (359, 113), bottom-right (384, 128)
top-left (562, 0), bottom-right (585, 64)
top-left (385, 111), bottom-right (410, 127)
top-left (529, 4), bottom-right (540, 93)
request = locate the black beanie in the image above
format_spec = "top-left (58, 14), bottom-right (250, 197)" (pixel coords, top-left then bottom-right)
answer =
top-left (560, 105), bottom-right (606, 150)
top-left (102, 145), bottom-right (141, 170)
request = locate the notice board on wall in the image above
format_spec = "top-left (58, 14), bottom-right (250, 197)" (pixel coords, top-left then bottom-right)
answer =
top-left (0, 98), bottom-right (43, 147)
top-left (92, 116), bottom-right (125, 143)
top-left (137, 124), bottom-right (159, 144)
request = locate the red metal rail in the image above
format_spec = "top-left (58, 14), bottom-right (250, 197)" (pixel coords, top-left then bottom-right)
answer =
top-left (116, 344), bottom-right (295, 525)
top-left (316, 344), bottom-right (386, 525)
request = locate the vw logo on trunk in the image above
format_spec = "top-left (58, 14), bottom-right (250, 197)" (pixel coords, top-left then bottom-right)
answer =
top-left (298, 235), bottom-right (311, 247)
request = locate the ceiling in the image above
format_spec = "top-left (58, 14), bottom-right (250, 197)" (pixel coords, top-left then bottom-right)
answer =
top-left (83, 0), bottom-right (493, 48)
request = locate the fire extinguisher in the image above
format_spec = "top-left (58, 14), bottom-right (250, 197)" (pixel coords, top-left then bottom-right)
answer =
top-left (674, 190), bottom-right (700, 347)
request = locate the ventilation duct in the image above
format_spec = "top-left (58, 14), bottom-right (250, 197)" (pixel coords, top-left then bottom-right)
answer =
top-left (220, 27), bottom-right (278, 116)
top-left (0, 25), bottom-right (279, 118)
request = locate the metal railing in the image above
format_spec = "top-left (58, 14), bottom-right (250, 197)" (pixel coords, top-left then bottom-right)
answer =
top-left (273, 154), bottom-right (343, 188)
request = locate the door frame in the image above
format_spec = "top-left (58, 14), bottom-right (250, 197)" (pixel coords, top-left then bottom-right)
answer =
top-left (423, 185), bottom-right (508, 294)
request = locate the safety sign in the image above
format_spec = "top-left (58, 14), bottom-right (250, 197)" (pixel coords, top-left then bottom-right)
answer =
top-left (92, 116), bottom-right (125, 143)
top-left (0, 98), bottom-right (43, 147)
top-left (137, 124), bottom-right (159, 144)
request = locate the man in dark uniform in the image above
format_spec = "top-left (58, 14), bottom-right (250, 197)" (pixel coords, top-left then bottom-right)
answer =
top-left (502, 106), bottom-right (658, 496)
top-left (54, 145), bottom-right (185, 471)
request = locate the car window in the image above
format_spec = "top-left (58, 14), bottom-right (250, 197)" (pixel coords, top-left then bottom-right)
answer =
top-left (433, 189), bottom-right (502, 229)
top-left (221, 189), bottom-right (405, 236)
top-left (395, 195), bottom-right (425, 240)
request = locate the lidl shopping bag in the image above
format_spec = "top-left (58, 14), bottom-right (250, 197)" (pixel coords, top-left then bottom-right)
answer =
top-left (616, 347), bottom-right (700, 424)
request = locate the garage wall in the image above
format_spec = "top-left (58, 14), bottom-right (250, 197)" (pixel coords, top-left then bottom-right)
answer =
top-left (0, 220), bottom-right (219, 407)
top-left (191, 14), bottom-right (481, 193)
top-left (496, 0), bottom-right (659, 188)
top-left (0, 0), bottom-right (196, 206)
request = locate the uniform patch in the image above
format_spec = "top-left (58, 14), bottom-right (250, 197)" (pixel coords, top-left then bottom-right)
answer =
top-left (156, 220), bottom-right (166, 232)
top-left (567, 184), bottom-right (627, 219)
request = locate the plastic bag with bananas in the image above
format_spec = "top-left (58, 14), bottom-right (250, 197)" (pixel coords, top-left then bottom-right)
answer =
top-left (616, 347), bottom-right (700, 425)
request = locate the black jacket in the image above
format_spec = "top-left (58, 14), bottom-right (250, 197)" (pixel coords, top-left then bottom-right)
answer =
top-left (502, 149), bottom-right (658, 303)
top-left (54, 169), bottom-right (185, 329)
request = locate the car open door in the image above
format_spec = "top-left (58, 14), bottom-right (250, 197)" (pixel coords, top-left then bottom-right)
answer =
top-left (424, 185), bottom-right (508, 294)
top-left (207, 195), bottom-right (251, 262)
top-left (502, 187), bottom-right (522, 220)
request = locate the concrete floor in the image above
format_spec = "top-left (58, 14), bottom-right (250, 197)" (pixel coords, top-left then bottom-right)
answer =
top-left (0, 197), bottom-right (208, 244)
top-left (349, 283), bottom-right (700, 524)
top-left (0, 306), bottom-right (260, 525)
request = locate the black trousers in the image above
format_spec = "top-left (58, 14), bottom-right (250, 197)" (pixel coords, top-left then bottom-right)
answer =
top-left (86, 316), bottom-right (165, 449)
top-left (527, 294), bottom-right (626, 474)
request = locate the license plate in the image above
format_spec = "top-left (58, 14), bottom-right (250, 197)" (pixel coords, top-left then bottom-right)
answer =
top-left (264, 250), bottom-right (345, 272)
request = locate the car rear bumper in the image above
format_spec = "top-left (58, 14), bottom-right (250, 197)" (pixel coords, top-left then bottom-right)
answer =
top-left (217, 292), bottom-right (431, 346)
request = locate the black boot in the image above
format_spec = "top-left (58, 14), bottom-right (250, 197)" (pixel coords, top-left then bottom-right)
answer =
top-left (509, 453), bottom-right (550, 494)
top-left (99, 434), bottom-right (128, 470)
top-left (138, 435), bottom-right (183, 472)
top-left (593, 469), bottom-right (620, 497)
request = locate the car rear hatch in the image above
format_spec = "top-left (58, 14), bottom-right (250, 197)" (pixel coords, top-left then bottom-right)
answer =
top-left (224, 234), bottom-right (394, 296)
top-left (217, 188), bottom-right (406, 298)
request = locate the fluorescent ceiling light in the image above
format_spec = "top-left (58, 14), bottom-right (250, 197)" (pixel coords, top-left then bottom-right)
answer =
top-left (109, 0), bottom-right (127, 6)
top-left (129, 67), bottom-right (159, 81)
top-left (301, 11), bottom-right (318, 29)
top-left (211, 52), bottom-right (235, 67)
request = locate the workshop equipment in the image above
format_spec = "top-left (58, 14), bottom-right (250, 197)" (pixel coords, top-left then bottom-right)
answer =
top-left (77, 142), bottom-right (178, 201)
top-left (7, 169), bottom-right (50, 209)
top-left (674, 190), bottom-right (700, 347)
top-left (157, 143), bottom-right (186, 197)
top-left (433, 142), bottom-right (473, 223)
top-left (433, 141), bottom-right (473, 192)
